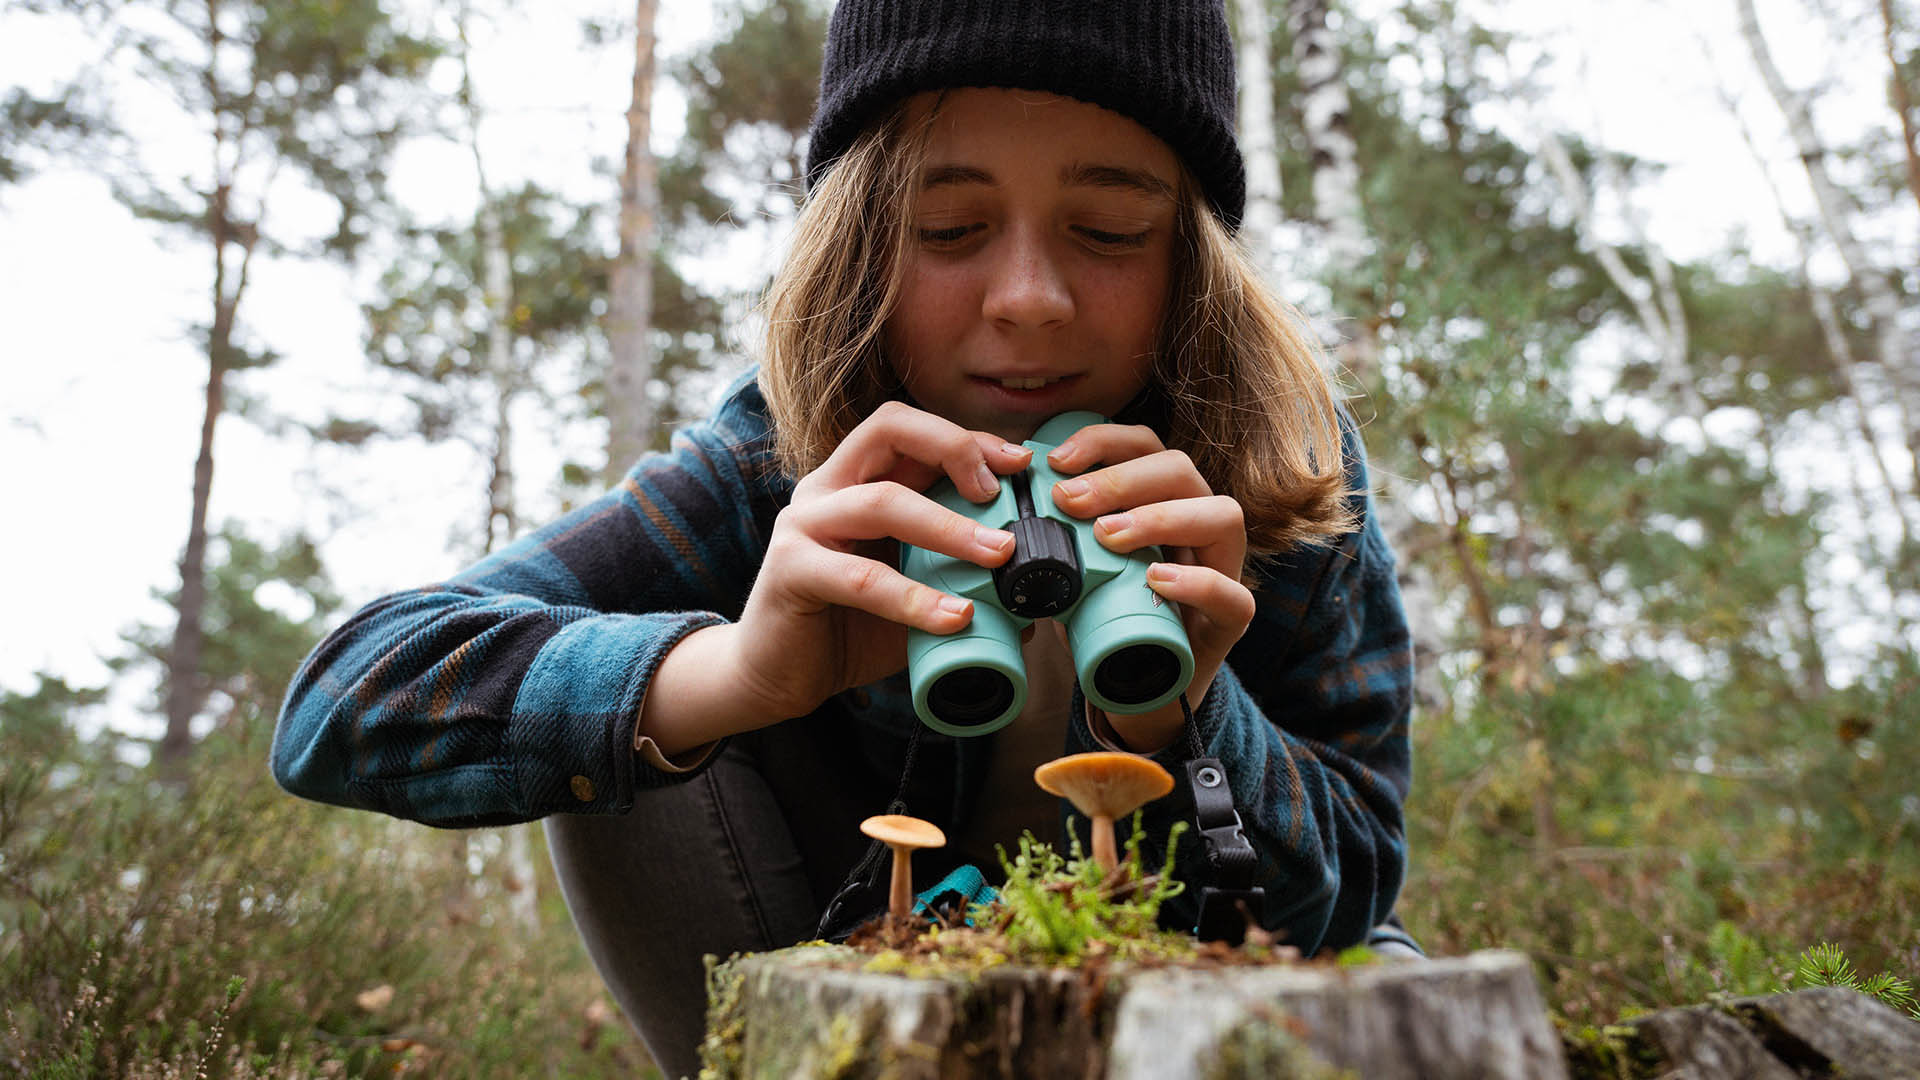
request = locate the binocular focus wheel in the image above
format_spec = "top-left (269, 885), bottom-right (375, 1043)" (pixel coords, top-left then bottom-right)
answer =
top-left (926, 667), bottom-right (1019, 730)
top-left (1092, 643), bottom-right (1185, 708)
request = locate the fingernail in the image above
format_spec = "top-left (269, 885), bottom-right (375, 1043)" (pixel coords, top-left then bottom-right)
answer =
top-left (1048, 445), bottom-right (1076, 468)
top-left (1148, 563), bottom-right (1179, 583)
top-left (976, 463), bottom-right (999, 494)
top-left (978, 527), bottom-right (1015, 553)
top-left (1097, 512), bottom-right (1132, 535)
top-left (1003, 442), bottom-right (1031, 458)
top-left (939, 594), bottom-right (971, 616)
top-left (1058, 477), bottom-right (1090, 498)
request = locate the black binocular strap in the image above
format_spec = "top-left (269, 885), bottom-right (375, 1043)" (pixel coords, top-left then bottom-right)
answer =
top-left (815, 722), bottom-right (926, 939)
top-left (1179, 693), bottom-right (1265, 945)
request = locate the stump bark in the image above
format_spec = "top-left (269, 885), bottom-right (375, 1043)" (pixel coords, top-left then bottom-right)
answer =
top-left (700, 946), bottom-right (1567, 1079)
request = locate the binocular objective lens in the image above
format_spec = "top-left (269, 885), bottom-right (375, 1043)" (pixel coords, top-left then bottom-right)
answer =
top-left (1092, 644), bottom-right (1183, 707)
top-left (927, 667), bottom-right (1017, 729)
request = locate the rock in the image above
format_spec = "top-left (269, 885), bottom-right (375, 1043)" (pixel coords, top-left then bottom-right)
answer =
top-left (699, 946), bottom-right (1568, 1079)
top-left (1620, 987), bottom-right (1920, 1079)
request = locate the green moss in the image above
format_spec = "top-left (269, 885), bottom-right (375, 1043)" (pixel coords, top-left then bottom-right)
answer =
top-left (1202, 1012), bottom-right (1353, 1079)
top-left (1555, 1017), bottom-right (1663, 1080)
top-left (696, 954), bottom-right (749, 1080)
top-left (976, 818), bottom-right (1196, 966)
top-left (813, 1012), bottom-right (864, 1080)
top-left (1333, 945), bottom-right (1379, 969)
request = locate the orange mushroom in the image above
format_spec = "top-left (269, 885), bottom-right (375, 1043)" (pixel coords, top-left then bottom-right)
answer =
top-left (860, 814), bottom-right (947, 920)
top-left (1033, 752), bottom-right (1175, 872)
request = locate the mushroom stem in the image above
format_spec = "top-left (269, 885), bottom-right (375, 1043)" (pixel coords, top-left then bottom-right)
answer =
top-left (860, 814), bottom-right (946, 924)
top-left (887, 844), bottom-right (914, 920)
top-left (1092, 813), bottom-right (1119, 872)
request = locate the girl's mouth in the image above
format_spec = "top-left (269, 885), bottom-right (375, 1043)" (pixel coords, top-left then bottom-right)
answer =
top-left (969, 373), bottom-right (1082, 411)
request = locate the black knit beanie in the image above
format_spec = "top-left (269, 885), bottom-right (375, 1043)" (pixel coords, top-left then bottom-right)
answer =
top-left (805, 0), bottom-right (1246, 231)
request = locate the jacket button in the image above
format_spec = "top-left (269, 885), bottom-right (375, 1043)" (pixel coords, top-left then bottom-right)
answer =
top-left (570, 775), bottom-right (596, 802)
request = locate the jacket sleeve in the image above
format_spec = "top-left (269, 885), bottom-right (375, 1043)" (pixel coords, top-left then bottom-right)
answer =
top-left (270, 374), bottom-right (784, 828)
top-left (1065, 420), bottom-right (1413, 954)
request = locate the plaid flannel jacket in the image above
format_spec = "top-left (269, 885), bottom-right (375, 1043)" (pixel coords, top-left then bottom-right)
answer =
top-left (272, 368), bottom-right (1414, 954)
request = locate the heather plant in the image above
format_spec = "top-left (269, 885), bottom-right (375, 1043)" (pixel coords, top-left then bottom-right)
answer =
top-left (1399, 649), bottom-right (1920, 1029)
top-left (0, 698), bottom-right (653, 1078)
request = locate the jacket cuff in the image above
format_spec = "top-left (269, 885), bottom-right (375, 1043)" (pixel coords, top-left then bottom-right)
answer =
top-left (508, 610), bottom-right (730, 816)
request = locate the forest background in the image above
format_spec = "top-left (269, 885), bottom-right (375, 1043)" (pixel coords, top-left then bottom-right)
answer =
top-left (2, 0), bottom-right (1916, 1075)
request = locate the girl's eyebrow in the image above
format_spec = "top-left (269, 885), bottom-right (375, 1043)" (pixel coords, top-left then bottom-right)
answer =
top-left (918, 162), bottom-right (1174, 201)
top-left (922, 164), bottom-right (996, 189)
top-left (1060, 162), bottom-right (1175, 201)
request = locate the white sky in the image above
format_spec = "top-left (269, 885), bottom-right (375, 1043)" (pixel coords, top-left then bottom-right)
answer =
top-left (0, 0), bottom-right (1910, 739)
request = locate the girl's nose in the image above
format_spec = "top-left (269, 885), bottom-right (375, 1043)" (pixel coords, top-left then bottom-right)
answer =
top-left (981, 229), bottom-right (1073, 330)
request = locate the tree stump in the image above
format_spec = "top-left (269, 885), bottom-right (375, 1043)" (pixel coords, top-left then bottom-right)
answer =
top-left (699, 946), bottom-right (1567, 1079)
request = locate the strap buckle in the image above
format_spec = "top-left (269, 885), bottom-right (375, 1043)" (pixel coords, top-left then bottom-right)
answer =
top-left (1185, 757), bottom-right (1263, 942)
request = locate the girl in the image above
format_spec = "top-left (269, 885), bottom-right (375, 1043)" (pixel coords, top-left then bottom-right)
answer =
top-left (273, 1), bottom-right (1417, 1074)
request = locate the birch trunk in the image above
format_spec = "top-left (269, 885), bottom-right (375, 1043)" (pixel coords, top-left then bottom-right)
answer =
top-left (1709, 53), bottom-right (1920, 538)
top-left (1737, 0), bottom-right (1917, 463)
top-left (1535, 130), bottom-right (1704, 422)
top-left (603, 0), bottom-right (660, 482)
top-left (1289, 0), bottom-right (1365, 271)
top-left (1233, 0), bottom-right (1281, 271)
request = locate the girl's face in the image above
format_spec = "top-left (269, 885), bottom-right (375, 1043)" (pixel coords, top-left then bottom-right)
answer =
top-left (883, 88), bottom-right (1179, 444)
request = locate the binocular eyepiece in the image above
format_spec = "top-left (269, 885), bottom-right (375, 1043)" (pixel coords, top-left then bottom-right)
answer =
top-left (899, 411), bottom-right (1195, 736)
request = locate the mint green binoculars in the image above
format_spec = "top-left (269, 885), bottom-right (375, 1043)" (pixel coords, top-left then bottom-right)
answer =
top-left (899, 411), bottom-right (1194, 737)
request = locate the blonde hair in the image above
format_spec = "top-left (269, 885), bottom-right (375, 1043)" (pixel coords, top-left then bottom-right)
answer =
top-left (759, 103), bottom-right (1357, 566)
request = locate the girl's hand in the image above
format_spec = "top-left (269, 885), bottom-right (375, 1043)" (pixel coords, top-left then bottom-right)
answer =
top-left (724, 401), bottom-right (1035, 725)
top-left (1045, 423), bottom-right (1256, 754)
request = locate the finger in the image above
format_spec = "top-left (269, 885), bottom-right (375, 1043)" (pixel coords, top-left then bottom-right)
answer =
top-left (1051, 448), bottom-right (1212, 519)
top-left (885, 431), bottom-right (1035, 496)
top-left (1091, 495), bottom-right (1246, 577)
top-left (1044, 422), bottom-right (1165, 474)
top-left (802, 547), bottom-right (978, 635)
top-left (1144, 561), bottom-right (1257, 638)
top-left (805, 400), bottom-right (1026, 504)
top-left (789, 480), bottom-right (1017, 567)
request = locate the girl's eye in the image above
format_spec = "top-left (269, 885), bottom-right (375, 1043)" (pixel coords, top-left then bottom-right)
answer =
top-left (1077, 226), bottom-right (1150, 250)
top-left (918, 224), bottom-right (981, 247)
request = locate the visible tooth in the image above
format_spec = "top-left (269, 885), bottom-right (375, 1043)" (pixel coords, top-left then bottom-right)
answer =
top-left (999, 377), bottom-right (1054, 390)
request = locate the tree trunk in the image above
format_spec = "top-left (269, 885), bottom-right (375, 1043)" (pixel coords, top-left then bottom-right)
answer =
top-left (1881, 0), bottom-right (1920, 218)
top-left (1535, 130), bottom-right (1703, 421)
top-left (1232, 0), bottom-right (1281, 270)
top-left (1289, 0), bottom-right (1363, 267)
top-left (1709, 55), bottom-right (1920, 547)
top-left (1737, 0), bottom-right (1918, 470)
top-left (478, 196), bottom-right (518, 553)
top-left (160, 332), bottom-right (223, 768)
top-left (603, 0), bottom-right (660, 482)
top-left (159, 3), bottom-right (254, 768)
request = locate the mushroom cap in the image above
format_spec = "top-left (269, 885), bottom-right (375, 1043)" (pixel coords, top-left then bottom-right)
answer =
top-left (860, 814), bottom-right (947, 850)
top-left (1033, 752), bottom-right (1175, 818)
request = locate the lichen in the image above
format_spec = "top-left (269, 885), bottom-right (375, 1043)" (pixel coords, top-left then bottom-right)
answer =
top-left (1554, 1017), bottom-right (1664, 1080)
top-left (813, 1011), bottom-right (865, 1079)
top-left (696, 953), bottom-right (749, 1080)
top-left (1202, 1009), bottom-right (1353, 1080)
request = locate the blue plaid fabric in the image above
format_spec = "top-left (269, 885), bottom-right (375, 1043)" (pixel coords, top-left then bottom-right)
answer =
top-left (272, 367), bottom-right (1414, 954)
